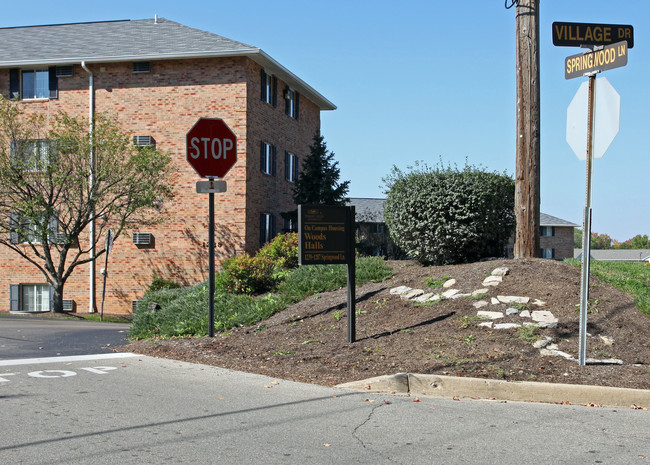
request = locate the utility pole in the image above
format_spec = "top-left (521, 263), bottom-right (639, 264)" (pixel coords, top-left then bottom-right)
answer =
top-left (513, 0), bottom-right (541, 258)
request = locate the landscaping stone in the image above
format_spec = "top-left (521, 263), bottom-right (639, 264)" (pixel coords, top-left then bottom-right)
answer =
top-left (477, 311), bottom-right (504, 320)
top-left (478, 321), bottom-right (493, 328)
top-left (599, 335), bottom-right (614, 346)
top-left (494, 323), bottom-right (521, 329)
top-left (413, 293), bottom-right (434, 303)
top-left (428, 294), bottom-right (442, 302)
top-left (490, 297), bottom-right (500, 305)
top-left (390, 286), bottom-right (412, 295)
top-left (497, 295), bottom-right (530, 305)
top-left (519, 310), bottom-right (531, 318)
top-left (441, 289), bottom-right (460, 299)
top-left (473, 300), bottom-right (489, 309)
top-left (532, 299), bottom-right (546, 307)
top-left (506, 308), bottom-right (519, 316)
top-left (449, 293), bottom-right (472, 300)
top-left (400, 289), bottom-right (425, 300)
top-left (472, 288), bottom-right (489, 297)
top-left (491, 267), bottom-right (510, 277)
top-left (482, 275), bottom-right (502, 286)
top-left (443, 279), bottom-right (456, 288)
top-left (533, 336), bottom-right (554, 349)
top-left (531, 310), bottom-right (558, 328)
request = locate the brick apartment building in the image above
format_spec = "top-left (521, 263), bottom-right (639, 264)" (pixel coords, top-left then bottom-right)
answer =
top-left (0, 18), bottom-right (334, 314)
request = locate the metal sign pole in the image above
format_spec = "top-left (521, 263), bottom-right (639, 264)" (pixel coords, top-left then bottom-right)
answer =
top-left (578, 74), bottom-right (597, 365)
top-left (346, 206), bottom-right (356, 343)
top-left (208, 180), bottom-right (215, 338)
top-left (100, 229), bottom-right (114, 322)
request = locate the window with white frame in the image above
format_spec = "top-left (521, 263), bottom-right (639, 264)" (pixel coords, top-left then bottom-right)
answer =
top-left (260, 69), bottom-right (277, 106)
top-left (284, 87), bottom-right (299, 119)
top-left (21, 69), bottom-right (49, 99)
top-left (260, 141), bottom-right (276, 176)
top-left (540, 226), bottom-right (555, 237)
top-left (20, 284), bottom-right (50, 312)
top-left (285, 151), bottom-right (298, 182)
top-left (9, 67), bottom-right (58, 101)
top-left (10, 212), bottom-right (59, 244)
top-left (540, 248), bottom-right (555, 259)
top-left (11, 139), bottom-right (56, 172)
top-left (260, 213), bottom-right (276, 245)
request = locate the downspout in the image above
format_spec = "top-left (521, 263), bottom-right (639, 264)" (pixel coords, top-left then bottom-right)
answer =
top-left (81, 61), bottom-right (96, 313)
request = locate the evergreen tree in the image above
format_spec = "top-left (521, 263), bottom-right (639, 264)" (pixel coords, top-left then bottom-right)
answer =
top-left (282, 132), bottom-right (349, 226)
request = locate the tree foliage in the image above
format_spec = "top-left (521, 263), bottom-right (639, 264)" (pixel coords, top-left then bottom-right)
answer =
top-left (0, 96), bottom-right (175, 312)
top-left (282, 132), bottom-right (349, 225)
top-left (383, 161), bottom-right (515, 265)
top-left (293, 132), bottom-right (349, 206)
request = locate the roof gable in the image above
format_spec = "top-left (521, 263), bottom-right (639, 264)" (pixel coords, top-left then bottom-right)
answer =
top-left (0, 18), bottom-right (335, 110)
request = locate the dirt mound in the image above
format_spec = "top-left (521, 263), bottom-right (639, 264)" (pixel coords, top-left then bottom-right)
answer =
top-left (126, 259), bottom-right (650, 390)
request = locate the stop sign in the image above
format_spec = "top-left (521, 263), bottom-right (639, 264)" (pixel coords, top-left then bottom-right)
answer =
top-left (186, 118), bottom-right (237, 178)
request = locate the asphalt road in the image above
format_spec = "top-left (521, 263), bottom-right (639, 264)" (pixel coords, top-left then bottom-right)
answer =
top-left (0, 316), bottom-right (130, 359)
top-left (1, 354), bottom-right (649, 465)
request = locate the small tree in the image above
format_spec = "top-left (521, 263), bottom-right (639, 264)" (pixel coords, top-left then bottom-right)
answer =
top-left (383, 161), bottom-right (515, 265)
top-left (282, 132), bottom-right (349, 225)
top-left (0, 97), bottom-right (175, 312)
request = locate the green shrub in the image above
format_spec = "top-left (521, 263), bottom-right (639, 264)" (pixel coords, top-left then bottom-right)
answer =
top-left (383, 161), bottom-right (515, 265)
top-left (257, 232), bottom-right (299, 271)
top-left (220, 253), bottom-right (277, 294)
top-left (129, 255), bottom-right (394, 340)
top-left (147, 274), bottom-right (182, 293)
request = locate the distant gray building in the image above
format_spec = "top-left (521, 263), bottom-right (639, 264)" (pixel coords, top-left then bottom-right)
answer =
top-left (574, 249), bottom-right (650, 262)
top-left (348, 198), bottom-right (578, 260)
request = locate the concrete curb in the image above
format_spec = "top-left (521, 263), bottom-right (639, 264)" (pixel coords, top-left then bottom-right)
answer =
top-left (335, 373), bottom-right (650, 409)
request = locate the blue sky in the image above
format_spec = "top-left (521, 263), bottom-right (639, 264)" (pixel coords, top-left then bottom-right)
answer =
top-left (4, 1), bottom-right (648, 242)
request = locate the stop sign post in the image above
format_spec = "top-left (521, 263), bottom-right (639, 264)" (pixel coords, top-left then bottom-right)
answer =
top-left (186, 117), bottom-right (237, 337)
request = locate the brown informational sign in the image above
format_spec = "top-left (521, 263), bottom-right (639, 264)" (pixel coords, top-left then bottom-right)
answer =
top-left (565, 41), bottom-right (628, 80)
top-left (298, 205), bottom-right (353, 265)
top-left (553, 22), bottom-right (634, 49)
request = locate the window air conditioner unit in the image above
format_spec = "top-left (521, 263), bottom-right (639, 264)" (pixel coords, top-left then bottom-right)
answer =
top-left (133, 232), bottom-right (152, 245)
top-left (134, 135), bottom-right (156, 148)
top-left (55, 65), bottom-right (74, 77)
top-left (62, 299), bottom-right (75, 311)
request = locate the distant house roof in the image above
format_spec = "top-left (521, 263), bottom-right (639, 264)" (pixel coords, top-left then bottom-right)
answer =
top-left (0, 18), bottom-right (335, 110)
top-left (540, 213), bottom-right (579, 228)
top-left (574, 249), bottom-right (650, 261)
top-left (347, 198), bottom-right (385, 223)
top-left (348, 198), bottom-right (579, 228)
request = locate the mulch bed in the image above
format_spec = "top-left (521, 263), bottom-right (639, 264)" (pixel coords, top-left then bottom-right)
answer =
top-left (126, 259), bottom-right (650, 390)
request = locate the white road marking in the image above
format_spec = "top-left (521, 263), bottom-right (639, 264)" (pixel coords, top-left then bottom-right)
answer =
top-left (0, 352), bottom-right (140, 367)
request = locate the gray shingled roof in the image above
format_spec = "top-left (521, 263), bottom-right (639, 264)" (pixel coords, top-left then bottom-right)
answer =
top-left (0, 18), bottom-right (335, 110)
top-left (574, 249), bottom-right (650, 261)
top-left (347, 198), bottom-right (385, 223)
top-left (348, 198), bottom-right (579, 228)
top-left (540, 213), bottom-right (579, 227)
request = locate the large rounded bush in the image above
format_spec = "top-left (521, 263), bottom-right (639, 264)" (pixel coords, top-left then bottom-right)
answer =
top-left (384, 162), bottom-right (515, 265)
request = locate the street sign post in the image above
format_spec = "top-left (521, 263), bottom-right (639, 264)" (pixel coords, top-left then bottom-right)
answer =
top-left (100, 229), bottom-right (114, 322)
top-left (557, 22), bottom-right (629, 364)
top-left (186, 118), bottom-right (237, 337)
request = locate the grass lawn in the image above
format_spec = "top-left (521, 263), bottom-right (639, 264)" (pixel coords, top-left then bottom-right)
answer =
top-left (565, 258), bottom-right (650, 317)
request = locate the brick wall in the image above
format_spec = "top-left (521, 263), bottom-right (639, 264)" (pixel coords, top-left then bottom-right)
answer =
top-left (0, 57), bottom-right (320, 313)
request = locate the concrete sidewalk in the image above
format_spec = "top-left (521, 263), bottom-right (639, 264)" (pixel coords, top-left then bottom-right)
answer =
top-left (337, 373), bottom-right (650, 409)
